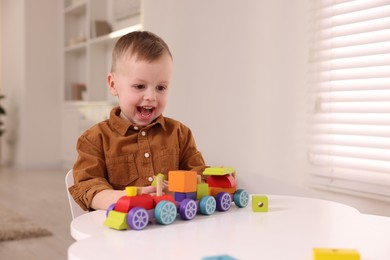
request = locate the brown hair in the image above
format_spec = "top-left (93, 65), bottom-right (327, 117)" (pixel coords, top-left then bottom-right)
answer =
top-left (111, 31), bottom-right (172, 72)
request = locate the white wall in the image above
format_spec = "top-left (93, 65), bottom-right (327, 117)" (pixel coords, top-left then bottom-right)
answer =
top-left (1, 0), bottom-right (62, 168)
top-left (143, 0), bottom-right (308, 190)
top-left (142, 0), bottom-right (390, 217)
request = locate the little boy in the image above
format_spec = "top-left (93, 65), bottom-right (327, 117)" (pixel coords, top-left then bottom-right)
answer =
top-left (69, 31), bottom-right (206, 211)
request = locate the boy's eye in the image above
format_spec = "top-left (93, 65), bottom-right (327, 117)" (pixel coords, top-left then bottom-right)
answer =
top-left (134, 84), bottom-right (145, 90)
top-left (156, 85), bottom-right (167, 92)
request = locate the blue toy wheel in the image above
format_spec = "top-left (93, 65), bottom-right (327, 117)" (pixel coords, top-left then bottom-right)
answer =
top-left (179, 199), bottom-right (197, 220)
top-left (106, 203), bottom-right (116, 217)
top-left (127, 207), bottom-right (149, 230)
top-left (233, 189), bottom-right (249, 208)
top-left (155, 201), bottom-right (177, 225)
top-left (199, 196), bottom-right (216, 215)
top-left (216, 192), bottom-right (232, 211)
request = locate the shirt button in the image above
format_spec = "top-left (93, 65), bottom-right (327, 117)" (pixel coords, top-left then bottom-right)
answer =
top-left (141, 131), bottom-right (146, 136)
top-left (133, 126), bottom-right (139, 130)
top-left (144, 152), bottom-right (150, 158)
top-left (148, 176), bottom-right (153, 182)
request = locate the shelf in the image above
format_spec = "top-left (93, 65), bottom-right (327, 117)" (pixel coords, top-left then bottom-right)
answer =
top-left (64, 0), bottom-right (86, 15)
top-left (65, 42), bottom-right (87, 53)
top-left (89, 24), bottom-right (142, 46)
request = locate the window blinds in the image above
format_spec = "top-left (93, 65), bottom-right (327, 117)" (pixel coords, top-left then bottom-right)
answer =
top-left (308, 0), bottom-right (390, 200)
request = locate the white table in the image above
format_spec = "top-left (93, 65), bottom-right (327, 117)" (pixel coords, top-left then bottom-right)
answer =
top-left (68, 195), bottom-right (390, 260)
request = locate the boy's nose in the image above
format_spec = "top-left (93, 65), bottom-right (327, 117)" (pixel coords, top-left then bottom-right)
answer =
top-left (144, 89), bottom-right (157, 101)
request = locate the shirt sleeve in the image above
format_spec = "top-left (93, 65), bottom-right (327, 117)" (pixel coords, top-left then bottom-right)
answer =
top-left (178, 126), bottom-right (207, 176)
top-left (68, 133), bottom-right (113, 211)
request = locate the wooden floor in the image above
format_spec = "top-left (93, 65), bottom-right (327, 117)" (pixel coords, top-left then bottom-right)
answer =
top-left (0, 166), bottom-right (74, 259)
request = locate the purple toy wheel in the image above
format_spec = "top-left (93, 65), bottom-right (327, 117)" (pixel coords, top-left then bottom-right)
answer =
top-left (127, 207), bottom-right (149, 230)
top-left (106, 203), bottom-right (116, 217)
top-left (179, 199), bottom-right (197, 220)
top-left (216, 192), bottom-right (232, 211)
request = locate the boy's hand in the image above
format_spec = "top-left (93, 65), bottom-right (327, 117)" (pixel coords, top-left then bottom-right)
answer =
top-left (138, 180), bottom-right (168, 195)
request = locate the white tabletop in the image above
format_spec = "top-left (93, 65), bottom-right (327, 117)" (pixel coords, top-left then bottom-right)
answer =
top-left (68, 195), bottom-right (390, 260)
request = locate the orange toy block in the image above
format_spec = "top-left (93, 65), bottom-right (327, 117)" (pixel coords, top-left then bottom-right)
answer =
top-left (115, 194), bottom-right (154, 213)
top-left (168, 170), bottom-right (197, 193)
top-left (209, 187), bottom-right (236, 196)
top-left (207, 174), bottom-right (236, 188)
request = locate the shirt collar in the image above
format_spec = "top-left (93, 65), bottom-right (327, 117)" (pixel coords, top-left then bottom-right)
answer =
top-left (109, 106), bottom-right (166, 136)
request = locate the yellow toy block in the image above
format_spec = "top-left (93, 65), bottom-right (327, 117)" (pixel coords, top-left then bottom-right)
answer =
top-left (196, 183), bottom-right (209, 200)
top-left (168, 171), bottom-right (197, 193)
top-left (252, 195), bottom-right (268, 212)
top-left (313, 248), bottom-right (360, 260)
top-left (203, 167), bottom-right (235, 176)
top-left (104, 211), bottom-right (128, 230)
top-left (151, 173), bottom-right (165, 186)
top-left (125, 186), bottom-right (138, 197)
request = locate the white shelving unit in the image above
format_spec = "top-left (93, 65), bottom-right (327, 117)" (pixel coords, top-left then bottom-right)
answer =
top-left (61, 0), bottom-right (141, 168)
top-left (63, 0), bottom-right (141, 103)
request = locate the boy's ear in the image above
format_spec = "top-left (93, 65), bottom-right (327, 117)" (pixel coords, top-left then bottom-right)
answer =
top-left (107, 73), bottom-right (118, 96)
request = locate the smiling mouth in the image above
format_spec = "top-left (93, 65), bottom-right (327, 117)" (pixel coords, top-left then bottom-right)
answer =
top-left (137, 106), bottom-right (155, 119)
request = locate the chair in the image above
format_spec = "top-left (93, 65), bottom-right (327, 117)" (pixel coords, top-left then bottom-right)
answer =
top-left (65, 169), bottom-right (87, 219)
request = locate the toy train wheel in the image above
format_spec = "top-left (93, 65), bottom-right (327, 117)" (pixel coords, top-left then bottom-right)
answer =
top-left (127, 207), bottom-right (149, 230)
top-left (106, 203), bottom-right (116, 217)
top-left (233, 189), bottom-right (249, 208)
top-left (155, 201), bottom-right (177, 225)
top-left (199, 196), bottom-right (216, 215)
top-left (179, 199), bottom-right (197, 220)
top-left (216, 192), bottom-right (232, 211)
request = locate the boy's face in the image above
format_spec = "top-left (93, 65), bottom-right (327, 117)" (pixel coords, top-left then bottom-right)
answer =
top-left (108, 53), bottom-right (172, 126)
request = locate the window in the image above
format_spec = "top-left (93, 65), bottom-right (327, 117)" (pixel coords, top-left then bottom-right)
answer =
top-left (308, 0), bottom-right (390, 200)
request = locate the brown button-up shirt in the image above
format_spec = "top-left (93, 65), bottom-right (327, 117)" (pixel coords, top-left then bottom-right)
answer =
top-left (69, 107), bottom-right (206, 210)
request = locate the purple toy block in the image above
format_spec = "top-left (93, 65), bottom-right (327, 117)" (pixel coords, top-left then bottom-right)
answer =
top-left (174, 192), bottom-right (196, 202)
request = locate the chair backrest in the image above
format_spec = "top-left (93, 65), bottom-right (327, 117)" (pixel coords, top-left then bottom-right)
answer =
top-left (65, 169), bottom-right (87, 219)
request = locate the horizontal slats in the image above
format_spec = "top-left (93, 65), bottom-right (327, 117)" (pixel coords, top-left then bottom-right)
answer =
top-left (313, 78), bottom-right (390, 92)
top-left (309, 0), bottom-right (390, 199)
top-left (309, 165), bottom-right (390, 186)
top-left (308, 123), bottom-right (390, 137)
top-left (308, 134), bottom-right (390, 149)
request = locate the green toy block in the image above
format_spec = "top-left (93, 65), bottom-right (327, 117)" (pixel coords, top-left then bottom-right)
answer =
top-left (151, 173), bottom-right (165, 186)
top-left (252, 195), bottom-right (268, 212)
top-left (313, 248), bottom-right (360, 260)
top-left (196, 183), bottom-right (209, 200)
top-left (203, 167), bottom-right (235, 176)
top-left (104, 210), bottom-right (128, 230)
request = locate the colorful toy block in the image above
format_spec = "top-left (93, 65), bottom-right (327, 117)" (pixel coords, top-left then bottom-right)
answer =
top-left (203, 167), bottom-right (235, 176)
top-left (151, 173), bottom-right (165, 186)
top-left (207, 174), bottom-right (236, 188)
top-left (115, 194), bottom-right (154, 212)
top-left (153, 194), bottom-right (176, 205)
top-left (125, 186), bottom-right (137, 197)
top-left (196, 183), bottom-right (209, 200)
top-left (252, 195), bottom-right (268, 212)
top-left (174, 191), bottom-right (196, 202)
top-left (313, 248), bottom-right (360, 260)
top-left (168, 170), bottom-right (197, 193)
top-left (104, 210), bottom-right (128, 230)
top-left (209, 187), bottom-right (236, 196)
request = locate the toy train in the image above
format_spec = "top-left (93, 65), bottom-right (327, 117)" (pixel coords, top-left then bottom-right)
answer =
top-left (104, 167), bottom-right (249, 231)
